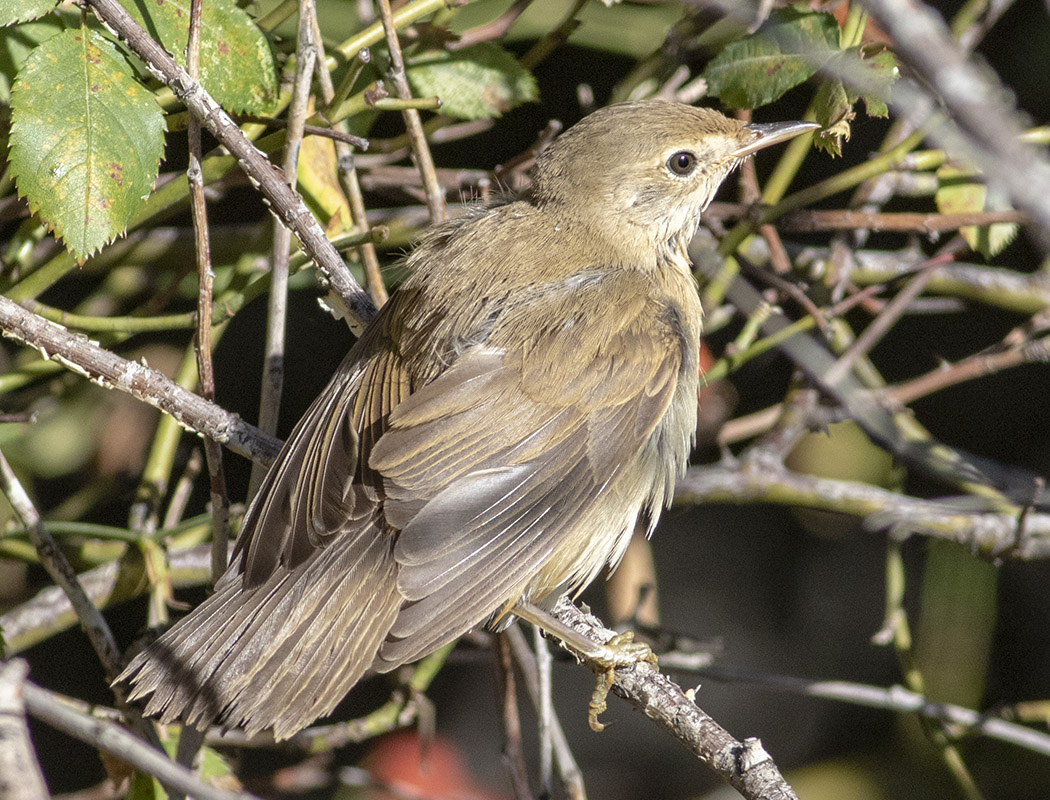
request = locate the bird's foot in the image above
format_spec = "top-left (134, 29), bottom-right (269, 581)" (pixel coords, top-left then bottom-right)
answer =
top-left (586, 631), bottom-right (658, 732)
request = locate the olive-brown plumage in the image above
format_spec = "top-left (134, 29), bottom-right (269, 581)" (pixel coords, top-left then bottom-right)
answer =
top-left (118, 101), bottom-right (816, 739)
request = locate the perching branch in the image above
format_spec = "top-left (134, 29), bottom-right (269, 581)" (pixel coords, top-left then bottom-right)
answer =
top-left (548, 598), bottom-right (800, 800)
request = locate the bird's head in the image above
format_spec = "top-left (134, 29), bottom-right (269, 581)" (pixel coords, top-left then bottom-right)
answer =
top-left (528, 100), bottom-right (817, 260)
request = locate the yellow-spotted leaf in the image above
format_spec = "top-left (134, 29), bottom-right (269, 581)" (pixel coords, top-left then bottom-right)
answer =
top-left (0, 15), bottom-right (63, 102)
top-left (9, 27), bottom-right (165, 261)
top-left (124, 0), bottom-right (277, 113)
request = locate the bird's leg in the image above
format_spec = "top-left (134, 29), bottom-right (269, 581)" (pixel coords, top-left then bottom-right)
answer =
top-left (513, 600), bottom-right (658, 732)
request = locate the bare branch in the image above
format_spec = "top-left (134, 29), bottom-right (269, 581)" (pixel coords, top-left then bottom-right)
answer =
top-left (0, 449), bottom-right (124, 683)
top-left (0, 661), bottom-right (49, 800)
top-left (675, 460), bottom-right (1050, 560)
top-left (697, 665), bottom-right (1050, 758)
top-left (22, 678), bottom-right (263, 800)
top-left (0, 296), bottom-right (281, 466)
top-left (375, 0), bottom-right (446, 223)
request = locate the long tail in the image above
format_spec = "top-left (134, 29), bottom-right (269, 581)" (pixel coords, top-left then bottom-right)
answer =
top-left (118, 529), bottom-right (400, 740)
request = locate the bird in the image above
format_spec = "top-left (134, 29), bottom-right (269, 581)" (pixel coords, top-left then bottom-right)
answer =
top-left (118, 100), bottom-right (817, 740)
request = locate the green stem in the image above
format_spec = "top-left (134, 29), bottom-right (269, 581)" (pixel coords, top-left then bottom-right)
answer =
top-left (334, 0), bottom-right (452, 62)
top-left (703, 314), bottom-right (819, 383)
top-left (761, 106), bottom-right (819, 206)
top-left (328, 94), bottom-right (442, 126)
top-left (258, 0), bottom-right (298, 31)
top-left (840, 3), bottom-right (869, 48)
top-left (17, 300), bottom-right (198, 333)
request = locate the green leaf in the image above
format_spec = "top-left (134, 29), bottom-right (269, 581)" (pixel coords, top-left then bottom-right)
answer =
top-left (406, 43), bottom-right (537, 120)
top-left (703, 8), bottom-right (840, 109)
top-left (0, 0), bottom-right (56, 27)
top-left (935, 165), bottom-right (1018, 258)
top-left (0, 15), bottom-right (63, 102)
top-left (809, 47), bottom-right (897, 156)
top-left (124, 0), bottom-right (277, 113)
top-left (9, 27), bottom-right (165, 261)
top-left (813, 78), bottom-right (852, 156)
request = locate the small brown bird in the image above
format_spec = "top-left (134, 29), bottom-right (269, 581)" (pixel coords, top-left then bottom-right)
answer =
top-left (119, 101), bottom-right (816, 739)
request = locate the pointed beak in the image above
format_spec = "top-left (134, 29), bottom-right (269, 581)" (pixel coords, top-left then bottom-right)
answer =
top-left (731, 121), bottom-right (821, 158)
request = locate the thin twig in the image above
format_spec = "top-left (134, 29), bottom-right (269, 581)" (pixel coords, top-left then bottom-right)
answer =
top-left (186, 0), bottom-right (230, 584)
top-left (495, 634), bottom-right (538, 800)
top-left (250, 0), bottom-right (319, 495)
top-left (696, 665), bottom-right (1050, 758)
top-left (314, 40), bottom-right (389, 306)
top-left (375, 0), bottom-right (446, 223)
top-left (176, 0), bottom-right (220, 783)
top-left (505, 626), bottom-right (587, 800)
top-left (452, 0), bottom-right (533, 48)
top-left (162, 449), bottom-right (205, 531)
top-left (888, 333), bottom-right (1050, 407)
top-left (233, 115), bottom-right (369, 148)
top-left (824, 253), bottom-right (948, 386)
top-left (0, 449), bottom-right (124, 682)
top-left (779, 208), bottom-right (1029, 233)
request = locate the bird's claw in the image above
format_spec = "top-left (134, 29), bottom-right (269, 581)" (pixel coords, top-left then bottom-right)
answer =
top-left (585, 631), bottom-right (658, 732)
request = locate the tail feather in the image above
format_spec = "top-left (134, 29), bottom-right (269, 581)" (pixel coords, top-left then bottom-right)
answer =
top-left (118, 528), bottom-right (400, 739)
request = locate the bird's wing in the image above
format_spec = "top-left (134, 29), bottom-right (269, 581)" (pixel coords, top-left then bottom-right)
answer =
top-left (120, 328), bottom-right (413, 739)
top-left (372, 269), bottom-right (691, 669)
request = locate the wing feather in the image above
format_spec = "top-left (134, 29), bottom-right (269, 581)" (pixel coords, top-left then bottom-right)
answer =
top-left (371, 270), bottom-right (689, 671)
top-left (119, 320), bottom-right (412, 738)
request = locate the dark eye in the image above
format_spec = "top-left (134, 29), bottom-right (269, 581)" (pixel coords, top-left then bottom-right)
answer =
top-left (667, 151), bottom-right (697, 176)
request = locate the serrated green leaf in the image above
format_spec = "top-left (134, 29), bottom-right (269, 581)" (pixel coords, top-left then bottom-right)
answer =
top-left (124, 0), bottom-right (277, 113)
top-left (813, 77), bottom-right (852, 156)
top-left (0, 0), bottom-right (56, 27)
top-left (9, 27), bottom-right (165, 262)
top-left (0, 16), bottom-right (63, 102)
top-left (935, 165), bottom-right (1017, 258)
top-left (703, 8), bottom-right (840, 109)
top-left (406, 43), bottom-right (537, 120)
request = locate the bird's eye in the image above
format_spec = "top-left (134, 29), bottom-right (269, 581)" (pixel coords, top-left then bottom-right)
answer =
top-left (667, 151), bottom-right (697, 176)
